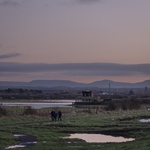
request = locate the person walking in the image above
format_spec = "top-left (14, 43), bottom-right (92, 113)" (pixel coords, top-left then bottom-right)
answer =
top-left (50, 110), bottom-right (55, 121)
top-left (54, 111), bottom-right (57, 121)
top-left (58, 110), bottom-right (62, 121)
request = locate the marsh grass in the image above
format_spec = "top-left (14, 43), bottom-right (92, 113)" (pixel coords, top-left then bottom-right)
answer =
top-left (0, 106), bottom-right (150, 149)
top-left (0, 131), bottom-right (18, 147)
top-left (0, 106), bottom-right (7, 117)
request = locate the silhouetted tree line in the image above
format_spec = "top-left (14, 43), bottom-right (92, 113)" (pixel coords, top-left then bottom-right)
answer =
top-left (0, 88), bottom-right (77, 100)
top-left (0, 88), bottom-right (42, 94)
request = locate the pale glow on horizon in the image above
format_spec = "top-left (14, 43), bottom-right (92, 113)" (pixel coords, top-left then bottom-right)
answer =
top-left (0, 0), bottom-right (150, 82)
top-left (0, 74), bottom-right (149, 83)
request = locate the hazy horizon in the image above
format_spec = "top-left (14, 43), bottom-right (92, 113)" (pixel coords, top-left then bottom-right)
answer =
top-left (0, 76), bottom-right (149, 84)
top-left (1, 0), bottom-right (150, 83)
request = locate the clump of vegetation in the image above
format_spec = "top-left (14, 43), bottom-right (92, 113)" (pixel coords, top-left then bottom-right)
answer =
top-left (22, 106), bottom-right (37, 116)
top-left (104, 101), bottom-right (119, 111)
top-left (105, 99), bottom-right (141, 111)
top-left (121, 99), bottom-right (141, 110)
top-left (0, 106), bottom-right (7, 117)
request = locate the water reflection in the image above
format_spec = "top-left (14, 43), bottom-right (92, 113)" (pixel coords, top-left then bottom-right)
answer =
top-left (139, 119), bottom-right (150, 123)
top-left (2, 101), bottom-right (74, 109)
top-left (66, 133), bottom-right (135, 143)
top-left (5, 145), bottom-right (26, 149)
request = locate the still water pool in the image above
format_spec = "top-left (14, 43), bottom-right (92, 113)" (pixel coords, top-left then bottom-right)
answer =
top-left (139, 119), bottom-right (150, 123)
top-left (65, 133), bottom-right (135, 143)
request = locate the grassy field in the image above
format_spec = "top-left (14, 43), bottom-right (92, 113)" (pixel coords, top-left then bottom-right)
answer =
top-left (0, 105), bottom-right (150, 150)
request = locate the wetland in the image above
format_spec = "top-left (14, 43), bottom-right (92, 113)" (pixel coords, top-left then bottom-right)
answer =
top-left (0, 101), bottom-right (150, 150)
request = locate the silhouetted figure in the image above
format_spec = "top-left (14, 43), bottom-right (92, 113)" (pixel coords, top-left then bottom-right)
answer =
top-left (54, 111), bottom-right (57, 121)
top-left (51, 110), bottom-right (55, 121)
top-left (58, 110), bottom-right (62, 121)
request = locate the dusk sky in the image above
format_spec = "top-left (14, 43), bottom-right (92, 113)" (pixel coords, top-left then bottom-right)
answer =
top-left (0, 0), bottom-right (150, 83)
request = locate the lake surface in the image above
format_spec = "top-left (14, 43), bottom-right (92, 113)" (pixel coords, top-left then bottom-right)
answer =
top-left (2, 100), bottom-right (74, 109)
top-left (65, 133), bottom-right (135, 143)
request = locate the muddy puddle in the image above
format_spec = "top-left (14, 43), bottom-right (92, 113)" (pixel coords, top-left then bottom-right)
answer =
top-left (65, 133), bottom-right (135, 143)
top-left (0, 133), bottom-right (37, 150)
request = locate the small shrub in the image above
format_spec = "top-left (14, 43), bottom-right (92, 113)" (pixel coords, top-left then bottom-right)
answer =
top-left (121, 100), bottom-right (130, 110)
top-left (0, 106), bottom-right (7, 117)
top-left (129, 99), bottom-right (141, 110)
top-left (104, 101), bottom-right (118, 111)
top-left (22, 106), bottom-right (37, 116)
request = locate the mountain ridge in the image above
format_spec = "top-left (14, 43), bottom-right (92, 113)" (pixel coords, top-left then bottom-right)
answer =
top-left (0, 79), bottom-right (150, 88)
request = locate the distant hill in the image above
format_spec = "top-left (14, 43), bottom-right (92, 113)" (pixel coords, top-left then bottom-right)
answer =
top-left (0, 79), bottom-right (150, 88)
top-left (89, 80), bottom-right (132, 88)
top-left (29, 80), bottom-right (86, 87)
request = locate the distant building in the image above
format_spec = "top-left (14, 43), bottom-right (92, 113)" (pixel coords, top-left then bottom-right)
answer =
top-left (82, 91), bottom-right (93, 97)
top-left (74, 91), bottom-right (98, 105)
